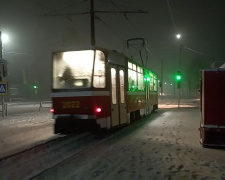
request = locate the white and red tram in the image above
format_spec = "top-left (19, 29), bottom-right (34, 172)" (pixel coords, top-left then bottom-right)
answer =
top-left (51, 48), bottom-right (158, 133)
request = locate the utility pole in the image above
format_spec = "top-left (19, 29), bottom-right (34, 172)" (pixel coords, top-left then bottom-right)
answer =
top-left (161, 58), bottom-right (163, 96)
top-left (0, 31), bottom-right (2, 60)
top-left (90, 0), bottom-right (95, 46)
top-left (0, 31), bottom-right (6, 116)
top-left (178, 44), bottom-right (182, 108)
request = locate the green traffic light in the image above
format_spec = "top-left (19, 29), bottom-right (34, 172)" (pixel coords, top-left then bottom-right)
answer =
top-left (33, 85), bottom-right (38, 89)
top-left (175, 71), bottom-right (182, 81)
top-left (176, 75), bottom-right (181, 80)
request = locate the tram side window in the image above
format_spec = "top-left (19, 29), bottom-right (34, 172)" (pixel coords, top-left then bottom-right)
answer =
top-left (153, 75), bottom-right (158, 91)
top-left (128, 69), bottom-right (137, 91)
top-left (128, 63), bottom-right (144, 91)
top-left (150, 73), bottom-right (154, 91)
top-left (138, 72), bottom-right (144, 90)
top-left (150, 73), bottom-right (158, 92)
top-left (93, 50), bottom-right (106, 88)
top-left (128, 62), bottom-right (133, 69)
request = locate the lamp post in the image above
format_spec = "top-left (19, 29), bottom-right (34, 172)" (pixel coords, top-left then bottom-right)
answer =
top-left (0, 31), bottom-right (9, 116)
top-left (0, 32), bottom-right (2, 59)
top-left (176, 33), bottom-right (182, 70)
top-left (176, 33), bottom-right (182, 108)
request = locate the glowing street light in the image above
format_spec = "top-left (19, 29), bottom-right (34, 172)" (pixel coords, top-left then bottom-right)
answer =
top-left (176, 33), bottom-right (182, 39)
top-left (0, 32), bottom-right (10, 58)
top-left (1, 33), bottom-right (9, 43)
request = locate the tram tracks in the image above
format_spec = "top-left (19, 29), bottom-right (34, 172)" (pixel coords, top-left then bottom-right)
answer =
top-left (0, 129), bottom-right (112, 180)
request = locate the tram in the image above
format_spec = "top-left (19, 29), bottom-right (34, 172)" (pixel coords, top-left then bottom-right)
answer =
top-left (51, 47), bottom-right (158, 133)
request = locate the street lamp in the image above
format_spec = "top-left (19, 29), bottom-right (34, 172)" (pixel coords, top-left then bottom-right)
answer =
top-left (176, 33), bottom-right (182, 108)
top-left (176, 33), bottom-right (182, 69)
top-left (176, 33), bottom-right (181, 40)
top-left (0, 32), bottom-right (9, 58)
top-left (1, 33), bottom-right (9, 43)
top-left (0, 31), bottom-right (8, 76)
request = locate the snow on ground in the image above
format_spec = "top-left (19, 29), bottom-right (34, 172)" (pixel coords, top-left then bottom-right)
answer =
top-left (1, 98), bottom-right (225, 180)
top-left (0, 105), bottom-right (56, 158)
top-left (32, 98), bottom-right (225, 180)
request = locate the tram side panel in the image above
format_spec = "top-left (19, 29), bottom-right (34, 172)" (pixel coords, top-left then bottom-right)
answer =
top-left (150, 91), bottom-right (158, 110)
top-left (127, 92), bottom-right (146, 120)
top-left (126, 91), bottom-right (158, 121)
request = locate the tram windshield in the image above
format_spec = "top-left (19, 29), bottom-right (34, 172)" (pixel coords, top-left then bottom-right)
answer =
top-left (52, 50), bottom-right (106, 90)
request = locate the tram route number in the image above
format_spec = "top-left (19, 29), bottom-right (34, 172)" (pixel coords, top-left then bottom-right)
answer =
top-left (62, 101), bottom-right (80, 108)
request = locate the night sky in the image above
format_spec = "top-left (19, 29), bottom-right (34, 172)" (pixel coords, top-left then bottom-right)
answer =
top-left (1, 0), bottom-right (225, 97)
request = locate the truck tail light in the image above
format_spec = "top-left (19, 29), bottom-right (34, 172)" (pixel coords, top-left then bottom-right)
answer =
top-left (95, 107), bottom-right (102, 113)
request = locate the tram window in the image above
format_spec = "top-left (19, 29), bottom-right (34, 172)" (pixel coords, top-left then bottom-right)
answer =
top-left (133, 64), bottom-right (136, 71)
top-left (153, 76), bottom-right (158, 91)
top-left (128, 69), bottom-right (137, 91)
top-left (111, 68), bottom-right (117, 104)
top-left (150, 73), bottom-right (154, 91)
top-left (93, 50), bottom-right (106, 88)
top-left (119, 70), bottom-right (125, 103)
top-left (53, 50), bottom-right (94, 89)
top-left (137, 66), bottom-right (141, 72)
top-left (149, 72), bottom-right (158, 92)
top-left (138, 73), bottom-right (144, 90)
top-left (128, 62), bottom-right (132, 69)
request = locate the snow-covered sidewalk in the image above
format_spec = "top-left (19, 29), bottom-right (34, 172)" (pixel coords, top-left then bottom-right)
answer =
top-left (0, 106), bottom-right (55, 159)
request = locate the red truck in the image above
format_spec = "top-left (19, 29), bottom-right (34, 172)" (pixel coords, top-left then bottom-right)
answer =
top-left (200, 68), bottom-right (225, 147)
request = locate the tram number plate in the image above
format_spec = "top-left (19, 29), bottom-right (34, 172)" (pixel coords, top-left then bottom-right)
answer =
top-left (62, 101), bottom-right (80, 108)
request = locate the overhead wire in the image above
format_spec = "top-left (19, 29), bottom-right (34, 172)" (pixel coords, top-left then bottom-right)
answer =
top-left (88, 0), bottom-right (130, 51)
top-left (29, 0), bottom-right (88, 16)
top-left (96, 0), bottom-right (149, 58)
top-left (105, 1), bottom-right (151, 65)
top-left (30, 0), bottom-right (162, 66)
top-left (98, 0), bottom-right (142, 39)
top-left (47, 0), bottom-right (88, 15)
top-left (109, 1), bottom-right (164, 65)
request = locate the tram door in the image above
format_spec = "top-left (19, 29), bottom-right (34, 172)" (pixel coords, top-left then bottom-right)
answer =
top-left (110, 65), bottom-right (127, 127)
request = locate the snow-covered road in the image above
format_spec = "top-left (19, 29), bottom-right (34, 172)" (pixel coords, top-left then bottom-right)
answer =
top-left (0, 98), bottom-right (225, 180)
top-left (32, 107), bottom-right (225, 180)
